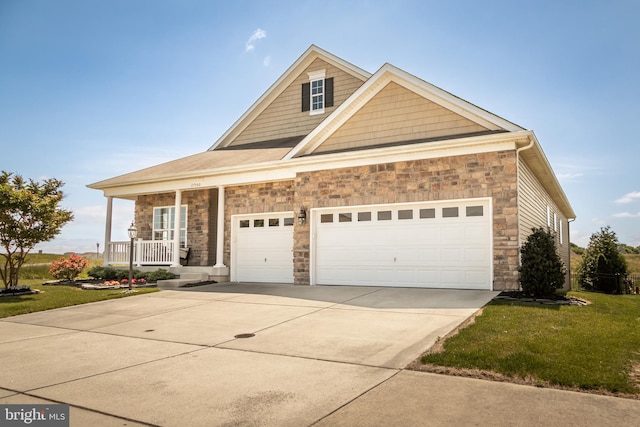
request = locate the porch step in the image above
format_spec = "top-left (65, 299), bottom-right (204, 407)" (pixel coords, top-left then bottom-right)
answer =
top-left (156, 272), bottom-right (212, 289)
top-left (179, 272), bottom-right (210, 281)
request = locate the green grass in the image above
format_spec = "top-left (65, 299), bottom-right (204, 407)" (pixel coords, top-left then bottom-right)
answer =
top-left (420, 292), bottom-right (640, 394)
top-left (0, 279), bottom-right (159, 319)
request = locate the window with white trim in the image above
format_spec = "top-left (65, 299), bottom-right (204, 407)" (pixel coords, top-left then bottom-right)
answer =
top-left (302, 70), bottom-right (333, 114)
top-left (153, 205), bottom-right (187, 248)
top-left (311, 78), bottom-right (324, 111)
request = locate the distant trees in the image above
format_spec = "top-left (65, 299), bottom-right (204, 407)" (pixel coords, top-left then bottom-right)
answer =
top-left (0, 171), bottom-right (73, 289)
top-left (577, 226), bottom-right (628, 294)
top-left (519, 227), bottom-right (566, 297)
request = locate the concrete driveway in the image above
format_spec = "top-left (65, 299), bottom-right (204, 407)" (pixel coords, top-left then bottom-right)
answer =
top-left (2, 283), bottom-right (639, 426)
top-left (0, 283), bottom-right (491, 425)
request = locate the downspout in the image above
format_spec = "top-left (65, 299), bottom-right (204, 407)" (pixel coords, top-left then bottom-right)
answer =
top-left (515, 135), bottom-right (535, 290)
top-left (568, 218), bottom-right (576, 289)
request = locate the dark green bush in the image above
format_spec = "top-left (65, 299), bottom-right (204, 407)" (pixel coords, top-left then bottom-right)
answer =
top-left (577, 226), bottom-right (628, 293)
top-left (146, 269), bottom-right (175, 281)
top-left (519, 227), bottom-right (566, 298)
top-left (88, 266), bottom-right (174, 282)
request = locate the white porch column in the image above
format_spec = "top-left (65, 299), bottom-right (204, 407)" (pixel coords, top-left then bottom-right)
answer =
top-left (103, 196), bottom-right (113, 266)
top-left (172, 189), bottom-right (182, 267)
top-left (214, 186), bottom-right (226, 268)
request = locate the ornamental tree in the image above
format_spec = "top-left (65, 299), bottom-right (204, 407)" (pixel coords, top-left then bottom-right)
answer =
top-left (49, 254), bottom-right (88, 281)
top-left (519, 227), bottom-right (566, 297)
top-left (0, 171), bottom-right (73, 289)
top-left (577, 226), bottom-right (628, 293)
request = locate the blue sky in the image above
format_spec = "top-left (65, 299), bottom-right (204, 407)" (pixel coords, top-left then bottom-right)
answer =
top-left (1, 0), bottom-right (639, 253)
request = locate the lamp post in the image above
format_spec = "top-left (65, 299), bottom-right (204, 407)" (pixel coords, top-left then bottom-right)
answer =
top-left (127, 221), bottom-right (138, 291)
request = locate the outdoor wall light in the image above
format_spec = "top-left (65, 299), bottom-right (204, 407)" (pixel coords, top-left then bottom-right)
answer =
top-left (127, 221), bottom-right (138, 291)
top-left (298, 207), bottom-right (307, 226)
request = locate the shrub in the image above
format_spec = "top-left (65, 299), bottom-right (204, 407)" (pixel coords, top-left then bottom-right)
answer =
top-left (88, 266), bottom-right (174, 282)
top-left (519, 227), bottom-right (566, 297)
top-left (577, 226), bottom-right (628, 293)
top-left (146, 269), bottom-right (175, 282)
top-left (49, 254), bottom-right (89, 281)
top-left (87, 266), bottom-right (105, 279)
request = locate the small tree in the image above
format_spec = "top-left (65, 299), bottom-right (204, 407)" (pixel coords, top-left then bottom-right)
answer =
top-left (0, 171), bottom-right (73, 289)
top-left (519, 227), bottom-right (566, 297)
top-left (577, 226), bottom-right (628, 293)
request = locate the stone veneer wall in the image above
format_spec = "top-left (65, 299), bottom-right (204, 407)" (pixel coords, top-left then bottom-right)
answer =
top-left (223, 181), bottom-right (295, 267)
top-left (135, 189), bottom-right (215, 266)
top-left (293, 150), bottom-right (520, 289)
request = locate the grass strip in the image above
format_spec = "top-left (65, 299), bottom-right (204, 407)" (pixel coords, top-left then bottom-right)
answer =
top-left (0, 279), bottom-right (159, 319)
top-left (420, 292), bottom-right (640, 394)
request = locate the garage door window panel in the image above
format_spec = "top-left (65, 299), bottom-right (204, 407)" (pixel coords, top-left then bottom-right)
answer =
top-left (377, 211), bottom-right (392, 221)
top-left (358, 212), bottom-right (372, 222)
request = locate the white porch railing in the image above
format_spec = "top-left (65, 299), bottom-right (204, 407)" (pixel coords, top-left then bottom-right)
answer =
top-left (107, 239), bottom-right (176, 266)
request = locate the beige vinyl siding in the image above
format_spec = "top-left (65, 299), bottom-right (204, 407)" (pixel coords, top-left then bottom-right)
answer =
top-left (518, 158), bottom-right (570, 280)
top-left (313, 82), bottom-right (488, 153)
top-left (230, 58), bottom-right (365, 146)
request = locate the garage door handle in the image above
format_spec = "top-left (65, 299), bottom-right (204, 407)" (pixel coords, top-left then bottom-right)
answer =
top-left (394, 257), bottom-right (397, 262)
top-left (265, 258), bottom-right (267, 262)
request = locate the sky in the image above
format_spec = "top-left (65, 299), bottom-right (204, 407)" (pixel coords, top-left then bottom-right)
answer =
top-left (1, 0), bottom-right (639, 253)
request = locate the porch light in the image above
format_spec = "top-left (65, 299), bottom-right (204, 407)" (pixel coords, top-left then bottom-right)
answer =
top-left (127, 221), bottom-right (138, 291)
top-left (128, 222), bottom-right (138, 240)
top-left (298, 207), bottom-right (307, 226)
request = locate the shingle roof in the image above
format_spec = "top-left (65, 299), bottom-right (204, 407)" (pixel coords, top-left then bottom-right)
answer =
top-left (88, 138), bottom-right (300, 189)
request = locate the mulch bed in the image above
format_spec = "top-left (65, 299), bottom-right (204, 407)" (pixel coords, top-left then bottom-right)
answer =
top-left (494, 291), bottom-right (590, 306)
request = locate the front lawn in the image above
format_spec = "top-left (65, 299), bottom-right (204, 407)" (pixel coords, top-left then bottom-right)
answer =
top-left (0, 279), bottom-right (159, 319)
top-left (417, 292), bottom-right (640, 396)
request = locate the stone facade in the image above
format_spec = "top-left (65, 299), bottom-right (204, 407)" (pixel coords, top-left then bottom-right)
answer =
top-left (135, 150), bottom-right (520, 290)
top-left (135, 189), bottom-right (215, 266)
top-left (293, 150), bottom-right (519, 289)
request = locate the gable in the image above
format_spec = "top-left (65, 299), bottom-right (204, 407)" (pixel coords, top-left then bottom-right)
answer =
top-left (228, 58), bottom-right (366, 147)
top-left (312, 81), bottom-right (491, 154)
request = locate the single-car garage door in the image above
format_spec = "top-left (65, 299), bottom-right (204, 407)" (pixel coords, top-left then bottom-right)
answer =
top-left (232, 212), bottom-right (295, 283)
top-left (312, 199), bottom-right (492, 289)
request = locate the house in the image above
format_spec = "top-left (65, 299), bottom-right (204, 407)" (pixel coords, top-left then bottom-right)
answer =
top-left (88, 45), bottom-right (575, 291)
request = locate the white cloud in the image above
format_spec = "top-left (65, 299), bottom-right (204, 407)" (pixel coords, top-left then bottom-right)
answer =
top-left (615, 191), bottom-right (640, 204)
top-left (245, 28), bottom-right (266, 52)
top-left (612, 212), bottom-right (640, 218)
top-left (263, 55), bottom-right (271, 67)
top-left (556, 172), bottom-right (583, 181)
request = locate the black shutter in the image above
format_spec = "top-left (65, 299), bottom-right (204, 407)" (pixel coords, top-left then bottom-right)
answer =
top-left (325, 77), bottom-right (334, 108)
top-left (301, 82), bottom-right (310, 112)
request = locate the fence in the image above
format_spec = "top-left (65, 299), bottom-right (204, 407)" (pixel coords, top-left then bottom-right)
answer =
top-left (571, 271), bottom-right (640, 294)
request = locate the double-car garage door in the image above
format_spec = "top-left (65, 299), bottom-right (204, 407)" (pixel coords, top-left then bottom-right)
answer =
top-left (232, 199), bottom-right (492, 289)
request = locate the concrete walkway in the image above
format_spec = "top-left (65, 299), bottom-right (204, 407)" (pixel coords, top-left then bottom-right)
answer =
top-left (0, 283), bottom-right (638, 426)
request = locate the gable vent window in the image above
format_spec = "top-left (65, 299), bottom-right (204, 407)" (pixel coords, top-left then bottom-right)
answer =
top-left (302, 70), bottom-right (333, 114)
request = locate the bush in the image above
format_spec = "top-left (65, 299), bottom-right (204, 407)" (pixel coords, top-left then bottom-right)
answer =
top-left (49, 254), bottom-right (89, 281)
top-left (577, 226), bottom-right (628, 293)
top-left (519, 227), bottom-right (566, 297)
top-left (146, 269), bottom-right (175, 282)
top-left (87, 266), bottom-right (174, 282)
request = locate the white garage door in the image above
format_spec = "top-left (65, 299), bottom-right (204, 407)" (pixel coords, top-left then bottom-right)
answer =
top-left (313, 199), bottom-right (492, 289)
top-left (232, 212), bottom-right (295, 283)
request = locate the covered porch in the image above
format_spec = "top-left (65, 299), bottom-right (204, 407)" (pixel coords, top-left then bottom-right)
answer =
top-left (101, 187), bottom-right (229, 279)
